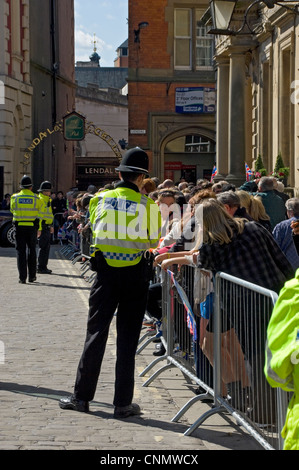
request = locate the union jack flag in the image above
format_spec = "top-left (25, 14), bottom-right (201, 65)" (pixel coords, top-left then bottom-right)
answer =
top-left (245, 163), bottom-right (253, 181)
top-left (167, 269), bottom-right (197, 341)
top-left (210, 165), bottom-right (217, 182)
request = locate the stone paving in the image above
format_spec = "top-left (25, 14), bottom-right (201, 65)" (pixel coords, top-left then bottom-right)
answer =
top-left (0, 244), bottom-right (261, 454)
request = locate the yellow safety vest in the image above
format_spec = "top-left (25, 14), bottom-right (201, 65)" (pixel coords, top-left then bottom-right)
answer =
top-left (265, 269), bottom-right (299, 450)
top-left (10, 189), bottom-right (42, 227)
top-left (39, 193), bottom-right (54, 229)
top-left (89, 186), bottom-right (161, 267)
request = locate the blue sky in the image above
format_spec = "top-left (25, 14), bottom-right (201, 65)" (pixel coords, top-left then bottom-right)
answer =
top-left (74, 0), bottom-right (128, 67)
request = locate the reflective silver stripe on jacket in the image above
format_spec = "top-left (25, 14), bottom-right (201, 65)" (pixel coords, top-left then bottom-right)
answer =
top-left (265, 341), bottom-right (295, 390)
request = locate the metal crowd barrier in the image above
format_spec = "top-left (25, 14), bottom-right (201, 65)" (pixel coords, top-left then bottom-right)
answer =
top-left (138, 264), bottom-right (289, 450)
top-left (60, 233), bottom-right (96, 283)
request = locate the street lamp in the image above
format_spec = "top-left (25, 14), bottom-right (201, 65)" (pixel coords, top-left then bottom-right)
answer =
top-left (134, 21), bottom-right (149, 43)
top-left (207, 0), bottom-right (298, 35)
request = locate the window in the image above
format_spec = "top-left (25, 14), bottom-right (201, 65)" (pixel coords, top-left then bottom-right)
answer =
top-left (174, 8), bottom-right (213, 70)
top-left (196, 12), bottom-right (213, 68)
top-left (185, 135), bottom-right (215, 153)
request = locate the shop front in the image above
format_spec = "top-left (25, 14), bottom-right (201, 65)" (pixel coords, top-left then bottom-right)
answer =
top-left (75, 159), bottom-right (120, 191)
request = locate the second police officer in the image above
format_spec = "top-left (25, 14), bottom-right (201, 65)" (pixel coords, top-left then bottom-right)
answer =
top-left (37, 181), bottom-right (54, 274)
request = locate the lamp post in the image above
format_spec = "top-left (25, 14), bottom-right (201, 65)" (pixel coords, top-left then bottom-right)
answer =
top-left (207, 0), bottom-right (298, 36)
top-left (134, 21), bottom-right (149, 43)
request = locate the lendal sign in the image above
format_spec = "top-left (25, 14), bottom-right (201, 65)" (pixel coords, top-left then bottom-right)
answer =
top-left (63, 111), bottom-right (85, 141)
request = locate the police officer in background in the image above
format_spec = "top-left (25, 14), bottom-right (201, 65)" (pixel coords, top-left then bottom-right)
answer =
top-left (37, 181), bottom-right (54, 274)
top-left (59, 147), bottom-right (162, 418)
top-left (10, 175), bottom-right (42, 284)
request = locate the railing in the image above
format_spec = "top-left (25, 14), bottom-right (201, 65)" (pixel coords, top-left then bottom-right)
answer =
top-left (60, 241), bottom-right (289, 450)
top-left (138, 264), bottom-right (289, 450)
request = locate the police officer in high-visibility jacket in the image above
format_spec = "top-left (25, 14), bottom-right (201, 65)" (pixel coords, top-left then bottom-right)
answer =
top-left (37, 181), bottom-right (54, 274)
top-left (264, 269), bottom-right (299, 450)
top-left (59, 148), bottom-right (162, 418)
top-left (10, 175), bottom-right (43, 284)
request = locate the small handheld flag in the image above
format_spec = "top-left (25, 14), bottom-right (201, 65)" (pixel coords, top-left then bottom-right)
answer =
top-left (210, 165), bottom-right (217, 182)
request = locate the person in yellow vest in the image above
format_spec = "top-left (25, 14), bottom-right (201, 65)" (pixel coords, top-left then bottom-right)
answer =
top-left (10, 175), bottom-right (43, 284)
top-left (264, 270), bottom-right (299, 450)
top-left (59, 147), bottom-right (162, 417)
top-left (37, 181), bottom-right (54, 274)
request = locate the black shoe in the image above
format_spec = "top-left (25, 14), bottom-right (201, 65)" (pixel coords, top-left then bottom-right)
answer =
top-left (114, 403), bottom-right (141, 419)
top-left (37, 268), bottom-right (52, 274)
top-left (19, 279), bottom-right (26, 284)
top-left (29, 277), bottom-right (37, 283)
top-left (59, 395), bottom-right (89, 412)
top-left (153, 344), bottom-right (166, 356)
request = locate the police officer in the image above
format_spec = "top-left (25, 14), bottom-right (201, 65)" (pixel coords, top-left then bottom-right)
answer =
top-left (59, 147), bottom-right (162, 418)
top-left (37, 181), bottom-right (54, 274)
top-left (10, 175), bottom-right (42, 283)
top-left (264, 269), bottom-right (299, 450)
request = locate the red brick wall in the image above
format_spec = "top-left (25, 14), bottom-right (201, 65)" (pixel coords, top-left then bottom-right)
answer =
top-left (128, 0), bottom-right (215, 176)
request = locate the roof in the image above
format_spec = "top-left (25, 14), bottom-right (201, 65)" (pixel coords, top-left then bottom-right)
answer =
top-left (75, 67), bottom-right (128, 90)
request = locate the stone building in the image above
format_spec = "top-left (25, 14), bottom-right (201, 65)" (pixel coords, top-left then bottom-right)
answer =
top-left (0, 0), bottom-right (75, 198)
top-left (29, 0), bottom-right (76, 193)
top-left (74, 43), bottom-right (128, 191)
top-left (0, 0), bottom-right (32, 198)
top-left (207, 1), bottom-right (299, 191)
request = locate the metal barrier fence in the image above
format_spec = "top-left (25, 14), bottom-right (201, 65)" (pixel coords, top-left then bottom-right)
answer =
top-left (138, 264), bottom-right (289, 450)
top-left (60, 242), bottom-right (289, 450)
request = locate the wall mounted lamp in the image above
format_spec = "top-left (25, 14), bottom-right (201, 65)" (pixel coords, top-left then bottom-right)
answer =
top-left (207, 0), bottom-right (299, 35)
top-left (134, 21), bottom-right (149, 43)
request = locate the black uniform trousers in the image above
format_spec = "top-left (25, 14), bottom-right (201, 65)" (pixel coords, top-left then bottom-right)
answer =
top-left (38, 225), bottom-right (51, 270)
top-left (74, 253), bottom-right (149, 407)
top-left (15, 224), bottom-right (37, 282)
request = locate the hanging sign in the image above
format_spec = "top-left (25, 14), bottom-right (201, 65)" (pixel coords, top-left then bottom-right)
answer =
top-left (63, 111), bottom-right (86, 141)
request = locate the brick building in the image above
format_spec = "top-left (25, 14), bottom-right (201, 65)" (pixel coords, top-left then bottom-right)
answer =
top-left (128, 0), bottom-right (216, 184)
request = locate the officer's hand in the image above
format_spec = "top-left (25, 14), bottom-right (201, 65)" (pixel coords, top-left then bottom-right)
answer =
top-left (37, 230), bottom-right (42, 238)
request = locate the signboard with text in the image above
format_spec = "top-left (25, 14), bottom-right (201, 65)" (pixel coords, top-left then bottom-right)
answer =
top-left (63, 111), bottom-right (85, 141)
top-left (175, 87), bottom-right (215, 114)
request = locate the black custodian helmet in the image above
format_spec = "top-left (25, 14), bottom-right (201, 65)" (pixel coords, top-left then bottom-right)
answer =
top-left (115, 147), bottom-right (149, 176)
top-left (20, 175), bottom-right (33, 188)
top-left (38, 181), bottom-right (52, 192)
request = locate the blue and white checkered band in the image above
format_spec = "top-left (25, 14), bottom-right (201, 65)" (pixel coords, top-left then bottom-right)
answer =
top-left (102, 251), bottom-right (143, 261)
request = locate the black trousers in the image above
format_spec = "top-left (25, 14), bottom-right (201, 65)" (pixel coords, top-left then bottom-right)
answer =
top-left (15, 225), bottom-right (37, 281)
top-left (38, 226), bottom-right (51, 270)
top-left (146, 282), bottom-right (162, 320)
top-left (74, 254), bottom-right (149, 407)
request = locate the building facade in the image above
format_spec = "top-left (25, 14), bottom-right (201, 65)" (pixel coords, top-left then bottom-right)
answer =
top-left (75, 85), bottom-right (128, 191)
top-left (128, 0), bottom-right (216, 184)
top-left (74, 43), bottom-right (128, 191)
top-left (29, 0), bottom-right (76, 193)
top-left (0, 0), bottom-right (75, 199)
top-left (0, 0), bottom-right (33, 199)
top-left (210, 1), bottom-right (299, 191)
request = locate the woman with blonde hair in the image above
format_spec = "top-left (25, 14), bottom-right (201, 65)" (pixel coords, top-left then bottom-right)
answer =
top-left (236, 189), bottom-right (271, 232)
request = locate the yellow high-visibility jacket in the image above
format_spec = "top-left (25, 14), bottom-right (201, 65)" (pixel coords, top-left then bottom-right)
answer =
top-left (10, 189), bottom-right (43, 227)
top-left (89, 183), bottom-right (162, 267)
top-left (39, 193), bottom-right (54, 230)
top-left (264, 269), bottom-right (299, 450)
